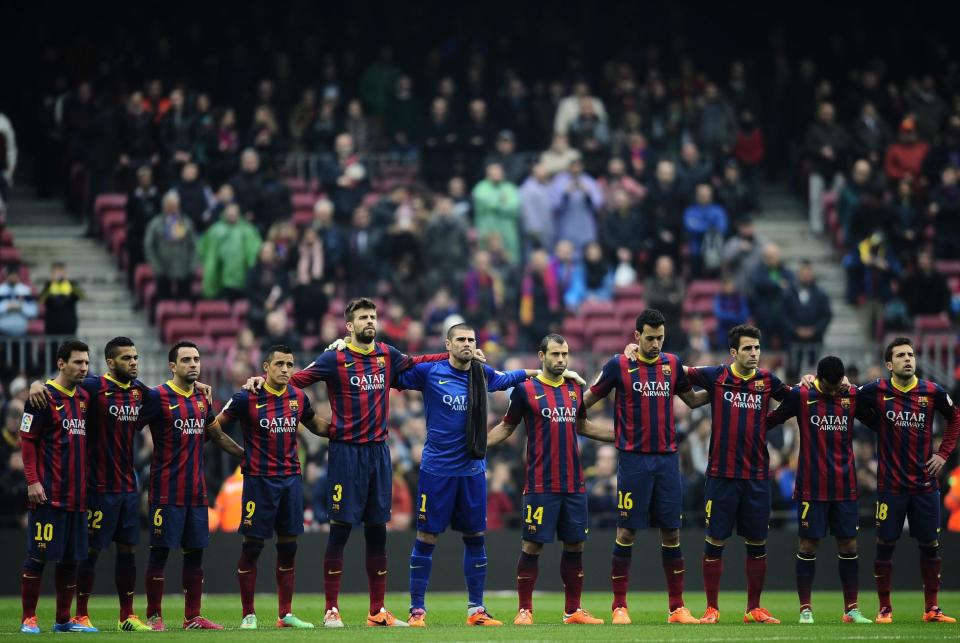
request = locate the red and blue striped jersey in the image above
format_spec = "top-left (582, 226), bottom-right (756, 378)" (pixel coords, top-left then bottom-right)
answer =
top-left (82, 374), bottom-right (147, 493)
top-left (858, 377), bottom-right (959, 494)
top-left (687, 365), bottom-right (789, 480)
top-left (290, 342), bottom-right (444, 443)
top-left (220, 384), bottom-right (314, 477)
top-left (504, 376), bottom-right (587, 494)
top-left (20, 380), bottom-right (90, 511)
top-left (766, 383), bottom-right (874, 501)
top-left (589, 352), bottom-right (691, 454)
top-left (140, 382), bottom-right (216, 506)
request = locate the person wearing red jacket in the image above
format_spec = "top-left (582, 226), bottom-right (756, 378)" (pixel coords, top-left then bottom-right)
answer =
top-left (732, 110), bottom-right (765, 211)
top-left (883, 118), bottom-right (930, 185)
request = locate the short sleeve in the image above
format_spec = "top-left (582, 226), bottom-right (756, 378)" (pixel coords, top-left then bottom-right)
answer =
top-left (934, 384), bottom-right (955, 417)
top-left (503, 385), bottom-right (527, 424)
top-left (686, 365), bottom-right (717, 391)
top-left (589, 356), bottom-right (621, 398)
top-left (80, 376), bottom-right (100, 395)
top-left (389, 345), bottom-right (416, 374)
top-left (299, 393), bottom-right (316, 422)
top-left (766, 387), bottom-right (799, 426)
top-left (139, 388), bottom-right (161, 426)
top-left (220, 392), bottom-right (248, 423)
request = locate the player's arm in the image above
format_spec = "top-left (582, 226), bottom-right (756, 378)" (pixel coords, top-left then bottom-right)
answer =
top-left (677, 389), bottom-right (710, 408)
top-left (195, 381), bottom-right (214, 403)
top-left (18, 404), bottom-right (48, 506)
top-left (27, 379), bottom-right (54, 408)
top-left (853, 399), bottom-right (880, 431)
top-left (393, 362), bottom-right (429, 391)
top-left (765, 388), bottom-right (799, 427)
top-left (490, 386), bottom-right (526, 446)
top-left (584, 356), bottom-right (620, 409)
top-left (205, 417), bottom-right (244, 458)
top-left (578, 418), bottom-right (615, 442)
top-left (928, 392), bottom-right (960, 477)
top-left (487, 420), bottom-right (519, 447)
top-left (300, 414), bottom-right (331, 438)
top-left (486, 367), bottom-right (538, 391)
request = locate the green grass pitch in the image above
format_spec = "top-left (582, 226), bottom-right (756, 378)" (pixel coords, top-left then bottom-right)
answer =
top-left (3, 591), bottom-right (957, 640)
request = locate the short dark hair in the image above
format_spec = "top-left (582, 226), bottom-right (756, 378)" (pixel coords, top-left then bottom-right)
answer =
top-left (57, 339), bottom-right (89, 363)
top-left (539, 333), bottom-right (567, 353)
top-left (816, 355), bottom-right (845, 384)
top-left (168, 340), bottom-right (199, 363)
top-left (728, 324), bottom-right (761, 350)
top-left (263, 344), bottom-right (294, 363)
top-left (104, 336), bottom-right (136, 360)
top-left (884, 336), bottom-right (913, 363)
top-left (446, 322), bottom-right (475, 340)
top-left (344, 297), bottom-right (377, 322)
top-left (636, 309), bottom-right (666, 332)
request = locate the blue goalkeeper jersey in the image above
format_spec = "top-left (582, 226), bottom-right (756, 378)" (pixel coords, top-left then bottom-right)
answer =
top-left (395, 361), bottom-right (528, 476)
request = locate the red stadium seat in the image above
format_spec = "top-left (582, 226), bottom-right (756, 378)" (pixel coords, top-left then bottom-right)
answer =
top-left (163, 318), bottom-right (204, 343)
top-left (616, 298), bottom-right (647, 326)
top-left (101, 209), bottom-right (126, 239)
top-left (216, 336), bottom-right (236, 355)
top-left (27, 319), bottom-right (45, 335)
top-left (293, 209), bottom-right (314, 228)
top-left (935, 261), bottom-right (960, 278)
top-left (194, 300), bottom-right (232, 321)
top-left (584, 318), bottom-right (626, 342)
top-left (155, 300), bottom-right (194, 329)
top-left (614, 283), bottom-right (644, 302)
top-left (682, 296), bottom-right (714, 315)
top-left (302, 336), bottom-right (321, 354)
top-left (291, 193), bottom-right (316, 211)
top-left (914, 314), bottom-right (951, 333)
top-left (135, 263), bottom-right (154, 299)
top-left (686, 280), bottom-right (723, 299)
top-left (0, 247), bottom-right (22, 264)
top-left (203, 317), bottom-right (241, 340)
top-left (593, 334), bottom-right (631, 355)
top-left (109, 229), bottom-right (126, 263)
top-left (94, 193), bottom-right (126, 216)
top-left (0, 229), bottom-right (13, 246)
top-left (142, 281), bottom-right (157, 314)
top-left (232, 299), bottom-right (250, 322)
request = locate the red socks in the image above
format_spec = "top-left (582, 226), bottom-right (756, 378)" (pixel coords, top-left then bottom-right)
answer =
top-left (661, 546), bottom-right (685, 611)
top-left (276, 542), bottom-right (297, 617)
top-left (874, 543), bottom-right (895, 611)
top-left (20, 559), bottom-right (43, 621)
top-left (115, 553), bottom-right (136, 621)
top-left (237, 542), bottom-right (262, 617)
top-left (560, 551), bottom-right (583, 614)
top-left (54, 563), bottom-right (78, 624)
top-left (745, 543), bottom-right (767, 611)
top-left (919, 545), bottom-right (941, 611)
top-left (516, 552), bottom-right (539, 611)
top-left (182, 550), bottom-right (204, 621)
top-left (324, 524), bottom-right (350, 610)
top-left (702, 541), bottom-right (724, 609)
top-left (610, 541), bottom-right (632, 610)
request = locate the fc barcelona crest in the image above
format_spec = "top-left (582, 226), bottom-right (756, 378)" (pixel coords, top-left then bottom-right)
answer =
top-left (754, 380), bottom-right (765, 391)
top-left (919, 396), bottom-right (928, 407)
top-left (841, 397), bottom-right (850, 409)
top-left (569, 390), bottom-right (578, 401)
top-left (289, 399), bottom-right (299, 411)
top-left (662, 365), bottom-right (672, 376)
top-left (131, 389), bottom-right (141, 399)
top-left (377, 356), bottom-right (386, 367)
top-left (79, 402), bottom-right (87, 412)
top-left (198, 401), bottom-right (205, 413)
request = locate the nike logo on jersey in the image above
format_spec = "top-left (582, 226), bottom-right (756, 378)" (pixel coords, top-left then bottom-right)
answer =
top-left (438, 380), bottom-right (451, 385)
top-left (627, 367), bottom-right (642, 373)
top-left (807, 400), bottom-right (819, 405)
top-left (104, 392), bottom-right (113, 396)
top-left (327, 570), bottom-right (343, 575)
top-left (279, 567), bottom-right (294, 572)
top-left (55, 404), bottom-right (65, 411)
top-left (343, 362), bottom-right (355, 368)
top-left (377, 570), bottom-right (387, 576)
top-left (883, 396), bottom-right (896, 401)
top-left (535, 394), bottom-right (547, 400)
top-left (256, 403), bottom-right (268, 409)
top-left (168, 404), bottom-right (179, 410)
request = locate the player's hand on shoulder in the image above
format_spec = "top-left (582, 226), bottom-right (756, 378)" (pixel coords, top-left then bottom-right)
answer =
top-left (28, 380), bottom-right (51, 409)
top-left (195, 381), bottom-right (213, 402)
top-left (326, 337), bottom-right (349, 352)
top-left (624, 343), bottom-right (640, 361)
top-left (473, 349), bottom-right (487, 363)
top-left (798, 374), bottom-right (815, 388)
top-left (562, 369), bottom-right (586, 386)
top-left (242, 376), bottom-right (265, 392)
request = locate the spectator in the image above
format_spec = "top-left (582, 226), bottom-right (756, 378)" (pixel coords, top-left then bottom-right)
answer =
top-left (713, 275), bottom-right (750, 350)
top-left (922, 114), bottom-right (960, 182)
top-left (224, 326), bottom-right (261, 376)
top-left (447, 176), bottom-right (472, 222)
top-left (929, 165), bottom-right (960, 259)
top-left (644, 255), bottom-right (685, 353)
top-left (715, 159), bottom-right (751, 226)
top-left (423, 195), bottom-right (470, 293)
top-left (683, 183), bottom-right (729, 277)
top-left (343, 99), bottom-right (372, 155)
top-left (344, 206), bottom-right (384, 298)
top-left (901, 250), bottom-right (951, 318)
top-left (602, 188), bottom-right (643, 264)
top-left (565, 240), bottom-right (614, 311)
top-left (883, 117), bottom-right (930, 184)
top-left (519, 249), bottom-right (564, 349)
top-left (892, 177), bottom-right (922, 256)
top-left (385, 75), bottom-right (422, 152)
top-left (486, 460), bottom-right (518, 532)
top-left (143, 191), bottom-right (197, 304)
top-left (212, 108), bottom-right (240, 186)
top-left (380, 301), bottom-right (413, 349)
top-left (838, 159), bottom-right (874, 246)
top-left (389, 255), bottom-right (429, 319)
top-left (585, 444), bottom-right (618, 529)
top-left (848, 186), bottom-right (897, 252)
top-left (620, 130), bottom-right (653, 183)
top-left (125, 165), bottom-right (161, 286)
top-left (422, 287), bottom-right (460, 338)
top-left (697, 82), bottom-right (737, 162)
top-left (804, 101), bottom-right (849, 233)
top-left (484, 130), bottom-right (526, 185)
top-left (462, 99), bottom-right (496, 182)
top-left (675, 141), bottom-right (711, 198)
top-left (158, 88), bottom-right (194, 169)
top-left (599, 157), bottom-right (645, 208)
top-left (642, 160), bottom-right (686, 266)
top-left (554, 81), bottom-right (608, 137)
top-left (199, 202), bottom-right (262, 300)
top-left (245, 240), bottom-right (290, 335)
top-left (519, 163), bottom-right (553, 253)
top-left (904, 75), bottom-right (946, 143)
top-left (550, 158), bottom-right (603, 256)
top-left (420, 97), bottom-right (458, 190)
top-left (230, 148), bottom-right (265, 222)
top-left (288, 88), bottom-right (318, 152)
top-left (782, 261), bottom-right (833, 371)
top-left (248, 105), bottom-right (282, 166)
top-left (472, 162), bottom-right (522, 265)
top-left (496, 78), bottom-right (534, 149)
top-left (851, 102), bottom-right (892, 166)
top-left (174, 162), bottom-right (213, 232)
top-left (0, 110), bottom-right (17, 202)
top-left (310, 198), bottom-right (346, 275)
top-left (321, 133), bottom-right (369, 225)
top-left (539, 132), bottom-right (581, 177)
top-left (460, 249), bottom-right (503, 329)
top-left (118, 91), bottom-right (157, 173)
top-left (854, 232), bottom-right (901, 324)
top-left (0, 264), bottom-right (37, 336)
top-left (748, 242), bottom-right (794, 349)
top-left (731, 110), bottom-right (764, 211)
top-left (259, 308), bottom-right (302, 356)
top-left (568, 96), bottom-right (611, 176)
top-left (37, 262), bottom-right (84, 335)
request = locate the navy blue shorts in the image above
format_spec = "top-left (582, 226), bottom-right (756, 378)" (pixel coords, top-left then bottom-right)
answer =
top-left (797, 500), bottom-right (859, 539)
top-left (240, 475), bottom-right (304, 539)
top-left (704, 476), bottom-right (770, 541)
top-left (87, 492), bottom-right (140, 550)
top-left (26, 505), bottom-right (88, 562)
top-left (327, 441), bottom-right (392, 526)
top-left (875, 491), bottom-right (941, 542)
top-left (417, 470), bottom-right (486, 534)
top-left (149, 504), bottom-right (209, 549)
top-left (521, 492), bottom-right (588, 544)
top-left (616, 452), bottom-right (682, 530)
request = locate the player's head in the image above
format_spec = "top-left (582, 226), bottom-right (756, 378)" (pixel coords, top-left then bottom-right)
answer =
top-left (634, 309), bottom-right (666, 359)
top-left (104, 336), bottom-right (138, 382)
top-left (446, 323), bottom-right (476, 365)
top-left (538, 333), bottom-right (569, 378)
top-left (56, 339), bottom-right (90, 385)
top-left (883, 336), bottom-right (915, 379)
top-left (168, 340), bottom-right (201, 384)
top-left (816, 355), bottom-right (845, 395)
top-left (344, 297), bottom-right (377, 344)
top-left (262, 345), bottom-right (295, 387)
top-left (728, 324), bottom-right (761, 371)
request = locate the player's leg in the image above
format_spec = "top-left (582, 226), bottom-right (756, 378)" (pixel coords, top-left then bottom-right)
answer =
top-left (795, 499), bottom-right (825, 621)
top-left (237, 536), bottom-right (264, 625)
top-left (54, 511), bottom-right (93, 631)
top-left (828, 500), bottom-right (868, 622)
top-left (236, 475), bottom-right (274, 625)
top-left (610, 452), bottom-right (652, 622)
top-left (515, 539), bottom-right (543, 623)
top-left (274, 475), bottom-right (311, 628)
top-left (74, 492), bottom-right (112, 624)
top-left (363, 442), bottom-right (403, 625)
top-left (455, 472), bottom-right (497, 625)
top-left (910, 492), bottom-right (954, 622)
top-left (20, 555), bottom-right (45, 632)
top-left (113, 492), bottom-right (143, 628)
top-left (323, 442), bottom-right (362, 624)
top-left (739, 480), bottom-right (774, 621)
top-left (21, 505), bottom-right (60, 632)
top-left (873, 492), bottom-right (905, 621)
top-left (515, 492), bottom-right (555, 622)
top-left (74, 547), bottom-right (100, 621)
top-left (408, 469), bottom-right (455, 625)
top-left (180, 506), bottom-right (219, 629)
top-left (652, 453), bottom-right (694, 622)
top-left (557, 493), bottom-right (600, 624)
top-left (145, 504), bottom-right (180, 628)
top-left (701, 476), bottom-right (734, 622)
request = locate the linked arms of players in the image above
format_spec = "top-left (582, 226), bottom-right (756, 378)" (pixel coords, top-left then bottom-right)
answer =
top-left (487, 417), bottom-right (614, 448)
top-left (27, 379), bottom-right (215, 407)
top-left (203, 415), bottom-right (245, 459)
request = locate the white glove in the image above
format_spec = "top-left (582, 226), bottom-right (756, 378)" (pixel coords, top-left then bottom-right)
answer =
top-left (562, 369), bottom-right (586, 386)
top-left (326, 337), bottom-right (348, 352)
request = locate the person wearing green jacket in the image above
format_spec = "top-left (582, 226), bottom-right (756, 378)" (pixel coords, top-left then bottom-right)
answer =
top-left (471, 162), bottom-right (522, 266)
top-left (199, 203), bottom-right (262, 299)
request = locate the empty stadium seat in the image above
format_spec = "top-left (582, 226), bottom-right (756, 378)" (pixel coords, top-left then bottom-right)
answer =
top-left (194, 300), bottom-right (232, 321)
top-left (155, 300), bottom-right (194, 329)
top-left (163, 318), bottom-right (204, 343)
top-left (291, 193), bottom-right (317, 211)
top-left (914, 314), bottom-right (951, 333)
top-left (614, 283), bottom-right (644, 301)
top-left (0, 247), bottom-right (22, 263)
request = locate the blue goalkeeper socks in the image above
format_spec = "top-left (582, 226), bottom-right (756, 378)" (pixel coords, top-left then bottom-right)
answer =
top-left (409, 539), bottom-right (435, 611)
top-left (462, 535), bottom-right (486, 609)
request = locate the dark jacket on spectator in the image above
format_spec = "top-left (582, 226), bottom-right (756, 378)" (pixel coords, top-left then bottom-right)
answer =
top-left (901, 269), bottom-right (951, 317)
top-left (782, 282), bottom-right (833, 342)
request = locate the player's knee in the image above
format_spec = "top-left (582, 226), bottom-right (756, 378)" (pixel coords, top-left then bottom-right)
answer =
top-left (363, 523), bottom-right (387, 553)
top-left (562, 541), bottom-right (585, 553)
top-left (117, 543), bottom-right (136, 555)
top-left (616, 527), bottom-right (636, 545)
top-left (182, 548), bottom-right (203, 567)
top-left (835, 537), bottom-right (856, 556)
top-left (277, 534), bottom-right (297, 544)
top-left (798, 538), bottom-right (819, 554)
top-left (659, 528), bottom-right (680, 547)
top-left (242, 540), bottom-right (264, 561)
top-left (521, 540), bottom-right (544, 555)
top-left (919, 541), bottom-right (940, 557)
top-left (327, 522), bottom-right (352, 550)
top-left (416, 531), bottom-right (438, 545)
top-left (745, 541), bottom-right (766, 559)
top-left (148, 546), bottom-right (170, 568)
top-left (705, 535), bottom-right (725, 548)
top-left (23, 557), bottom-right (45, 574)
top-left (703, 539), bottom-right (725, 558)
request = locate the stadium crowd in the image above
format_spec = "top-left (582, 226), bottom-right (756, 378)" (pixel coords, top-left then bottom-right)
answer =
top-left (1, 6), bottom-right (959, 534)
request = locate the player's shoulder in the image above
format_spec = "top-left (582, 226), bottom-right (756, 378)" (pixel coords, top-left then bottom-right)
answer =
top-left (858, 378), bottom-right (883, 393)
top-left (918, 378), bottom-right (945, 394)
top-left (603, 353), bottom-right (626, 369)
